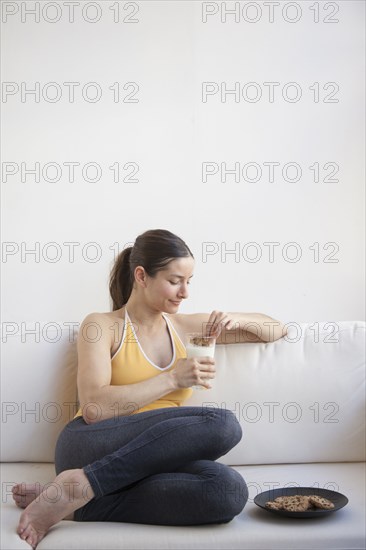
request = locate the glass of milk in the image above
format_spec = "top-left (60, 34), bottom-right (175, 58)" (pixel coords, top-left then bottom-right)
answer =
top-left (185, 333), bottom-right (216, 390)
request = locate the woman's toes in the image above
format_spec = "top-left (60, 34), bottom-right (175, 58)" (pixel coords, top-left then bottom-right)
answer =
top-left (17, 511), bottom-right (30, 535)
top-left (12, 484), bottom-right (22, 497)
top-left (12, 483), bottom-right (42, 509)
top-left (27, 534), bottom-right (36, 549)
top-left (20, 527), bottom-right (30, 540)
top-left (20, 523), bottom-right (34, 545)
top-left (19, 528), bottom-right (28, 540)
top-left (14, 495), bottom-right (26, 508)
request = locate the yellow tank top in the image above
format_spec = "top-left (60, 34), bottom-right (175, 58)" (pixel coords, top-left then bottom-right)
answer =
top-left (73, 309), bottom-right (193, 419)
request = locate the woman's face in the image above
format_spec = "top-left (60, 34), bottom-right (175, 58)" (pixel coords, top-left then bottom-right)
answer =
top-left (145, 256), bottom-right (195, 312)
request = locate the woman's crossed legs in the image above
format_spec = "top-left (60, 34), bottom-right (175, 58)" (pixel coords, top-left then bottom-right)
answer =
top-left (14, 406), bottom-right (248, 547)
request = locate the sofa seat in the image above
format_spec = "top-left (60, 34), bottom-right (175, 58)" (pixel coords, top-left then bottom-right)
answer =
top-left (2, 461), bottom-right (365, 550)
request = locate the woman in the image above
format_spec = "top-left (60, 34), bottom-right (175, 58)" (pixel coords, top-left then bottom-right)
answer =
top-left (12, 228), bottom-right (287, 549)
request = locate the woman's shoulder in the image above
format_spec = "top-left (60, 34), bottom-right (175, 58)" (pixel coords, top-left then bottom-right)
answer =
top-left (81, 309), bottom-right (122, 319)
top-left (80, 310), bottom-right (125, 355)
top-left (80, 309), bottom-right (125, 331)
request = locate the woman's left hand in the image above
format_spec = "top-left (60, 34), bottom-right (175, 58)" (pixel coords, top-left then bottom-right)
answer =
top-left (206, 311), bottom-right (236, 338)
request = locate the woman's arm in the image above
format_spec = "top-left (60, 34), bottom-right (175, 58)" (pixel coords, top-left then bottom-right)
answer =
top-left (175, 311), bottom-right (288, 344)
top-left (77, 313), bottom-right (178, 423)
top-left (215, 312), bottom-right (288, 344)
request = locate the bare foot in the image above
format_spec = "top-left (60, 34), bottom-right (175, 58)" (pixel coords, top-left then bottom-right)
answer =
top-left (12, 482), bottom-right (74, 520)
top-left (12, 483), bottom-right (43, 509)
top-left (17, 469), bottom-right (95, 549)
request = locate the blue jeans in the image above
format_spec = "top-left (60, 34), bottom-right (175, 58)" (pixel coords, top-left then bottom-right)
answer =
top-left (54, 406), bottom-right (248, 525)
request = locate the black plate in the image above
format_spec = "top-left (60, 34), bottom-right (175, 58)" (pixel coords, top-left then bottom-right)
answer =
top-left (254, 486), bottom-right (349, 518)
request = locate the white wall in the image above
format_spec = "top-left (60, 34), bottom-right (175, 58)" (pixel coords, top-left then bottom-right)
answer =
top-left (1, 1), bottom-right (365, 334)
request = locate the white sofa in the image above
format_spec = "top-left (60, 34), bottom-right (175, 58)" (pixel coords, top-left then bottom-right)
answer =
top-left (1, 320), bottom-right (365, 550)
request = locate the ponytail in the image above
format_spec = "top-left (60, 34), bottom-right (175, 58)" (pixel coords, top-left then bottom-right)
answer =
top-left (109, 247), bottom-right (133, 311)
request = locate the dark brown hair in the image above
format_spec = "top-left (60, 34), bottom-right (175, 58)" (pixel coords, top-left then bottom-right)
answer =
top-left (109, 229), bottom-right (194, 311)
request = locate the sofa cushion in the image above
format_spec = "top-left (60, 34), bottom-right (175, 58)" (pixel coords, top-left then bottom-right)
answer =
top-left (187, 321), bottom-right (366, 465)
top-left (1, 461), bottom-right (365, 550)
top-left (1, 326), bottom-right (79, 462)
top-left (1, 321), bottom-right (365, 464)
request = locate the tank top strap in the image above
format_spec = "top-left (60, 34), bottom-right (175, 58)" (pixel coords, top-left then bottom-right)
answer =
top-left (123, 308), bottom-right (138, 343)
top-left (162, 313), bottom-right (186, 350)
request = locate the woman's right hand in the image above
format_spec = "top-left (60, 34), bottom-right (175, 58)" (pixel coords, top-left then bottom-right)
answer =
top-left (171, 357), bottom-right (216, 390)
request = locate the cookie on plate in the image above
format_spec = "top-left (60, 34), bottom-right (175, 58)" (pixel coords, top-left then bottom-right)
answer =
top-left (308, 495), bottom-right (334, 510)
top-left (265, 501), bottom-right (283, 510)
top-left (281, 495), bottom-right (312, 512)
